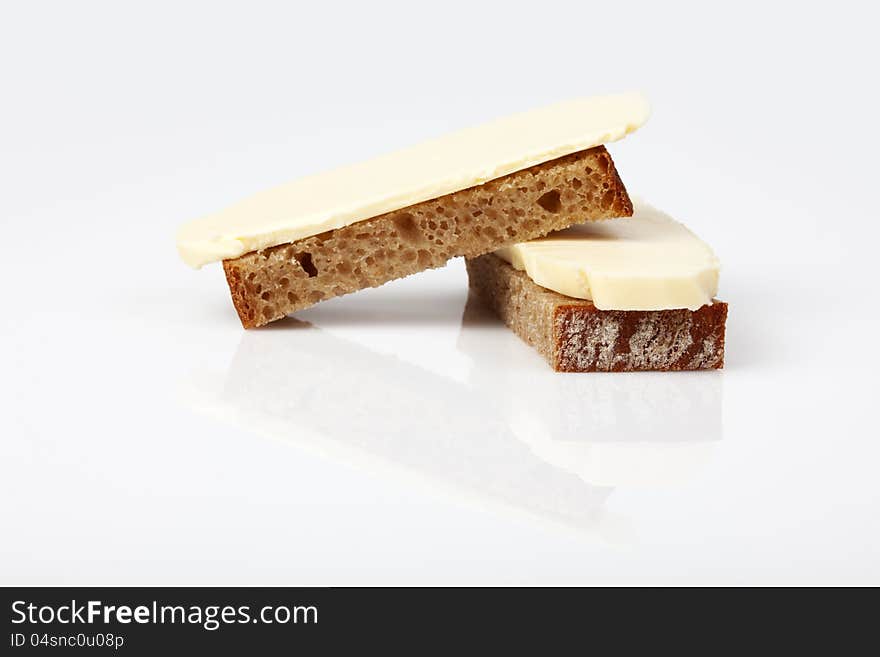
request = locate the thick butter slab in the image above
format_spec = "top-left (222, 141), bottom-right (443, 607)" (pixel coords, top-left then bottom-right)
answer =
top-left (177, 93), bottom-right (649, 267)
top-left (495, 202), bottom-right (720, 311)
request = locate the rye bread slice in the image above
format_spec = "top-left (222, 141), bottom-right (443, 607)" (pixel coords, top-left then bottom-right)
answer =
top-left (223, 146), bottom-right (631, 328)
top-left (465, 253), bottom-right (727, 372)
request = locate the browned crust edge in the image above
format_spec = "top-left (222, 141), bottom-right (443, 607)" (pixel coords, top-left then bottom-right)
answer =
top-left (466, 253), bottom-right (728, 372)
top-left (223, 146), bottom-right (631, 328)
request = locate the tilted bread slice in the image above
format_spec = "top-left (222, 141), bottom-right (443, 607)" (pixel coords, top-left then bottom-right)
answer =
top-left (177, 94), bottom-right (649, 327)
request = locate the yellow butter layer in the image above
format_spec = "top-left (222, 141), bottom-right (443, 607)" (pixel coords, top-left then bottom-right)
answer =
top-left (495, 202), bottom-right (720, 311)
top-left (177, 93), bottom-right (649, 267)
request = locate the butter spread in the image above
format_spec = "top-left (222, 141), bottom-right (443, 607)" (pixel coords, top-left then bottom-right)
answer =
top-left (495, 202), bottom-right (720, 311)
top-left (177, 93), bottom-right (649, 267)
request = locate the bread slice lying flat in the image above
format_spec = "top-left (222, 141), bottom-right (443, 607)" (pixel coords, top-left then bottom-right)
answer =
top-left (223, 146), bottom-right (631, 328)
top-left (466, 253), bottom-right (727, 372)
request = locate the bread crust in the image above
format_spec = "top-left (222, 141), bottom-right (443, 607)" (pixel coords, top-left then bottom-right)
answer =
top-left (223, 146), bottom-right (631, 327)
top-left (465, 253), bottom-right (727, 372)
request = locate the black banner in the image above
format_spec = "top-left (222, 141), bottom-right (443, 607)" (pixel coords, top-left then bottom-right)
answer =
top-left (1, 587), bottom-right (865, 653)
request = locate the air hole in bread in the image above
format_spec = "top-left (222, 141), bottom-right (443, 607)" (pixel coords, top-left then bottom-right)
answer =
top-left (537, 190), bottom-right (562, 213)
top-left (392, 213), bottom-right (424, 244)
top-left (294, 251), bottom-right (318, 277)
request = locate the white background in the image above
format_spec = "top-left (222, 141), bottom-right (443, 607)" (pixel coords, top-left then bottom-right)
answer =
top-left (2, 1), bottom-right (878, 585)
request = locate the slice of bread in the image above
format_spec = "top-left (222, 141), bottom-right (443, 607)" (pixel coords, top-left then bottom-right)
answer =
top-left (466, 253), bottom-right (727, 372)
top-left (223, 146), bottom-right (631, 327)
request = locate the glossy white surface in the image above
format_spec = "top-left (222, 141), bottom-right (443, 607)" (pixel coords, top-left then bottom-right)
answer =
top-left (2, 0), bottom-right (878, 585)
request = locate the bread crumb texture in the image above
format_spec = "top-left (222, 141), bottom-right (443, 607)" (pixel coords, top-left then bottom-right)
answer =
top-left (224, 146), bottom-right (631, 327)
